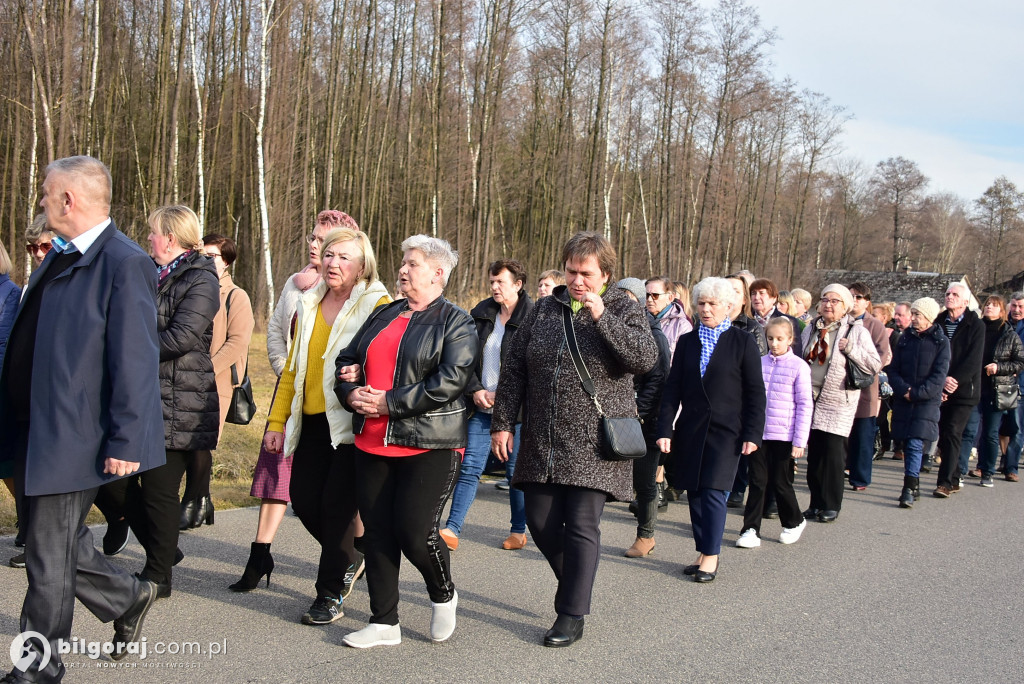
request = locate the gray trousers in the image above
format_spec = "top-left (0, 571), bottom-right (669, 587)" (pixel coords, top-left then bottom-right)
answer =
top-left (18, 486), bottom-right (140, 682)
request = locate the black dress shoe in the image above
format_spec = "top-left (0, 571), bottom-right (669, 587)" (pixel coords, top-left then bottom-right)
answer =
top-left (134, 573), bottom-right (171, 599)
top-left (817, 510), bottom-right (839, 523)
top-left (103, 518), bottom-right (131, 556)
top-left (173, 547), bottom-right (185, 566)
top-left (694, 558), bottom-right (719, 583)
top-left (802, 508), bottom-right (819, 520)
top-left (764, 502), bottom-right (779, 519)
top-left (111, 580), bottom-right (157, 660)
top-left (682, 564), bottom-right (699, 576)
top-left (628, 499), bottom-right (639, 517)
top-left (726, 492), bottom-right (744, 508)
top-left (543, 615), bottom-right (584, 647)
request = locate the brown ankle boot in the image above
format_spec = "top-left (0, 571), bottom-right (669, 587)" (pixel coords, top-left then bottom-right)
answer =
top-left (624, 537), bottom-right (656, 558)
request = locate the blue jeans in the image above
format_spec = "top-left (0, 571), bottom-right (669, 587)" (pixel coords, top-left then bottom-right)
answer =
top-left (958, 406), bottom-right (981, 475)
top-left (978, 406), bottom-right (1008, 477)
top-left (1003, 398), bottom-right (1024, 475)
top-left (847, 417), bottom-right (877, 488)
top-left (445, 412), bottom-right (523, 536)
top-left (903, 438), bottom-right (925, 478)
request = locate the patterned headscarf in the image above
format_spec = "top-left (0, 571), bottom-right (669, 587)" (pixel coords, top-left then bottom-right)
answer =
top-left (697, 318), bottom-right (732, 377)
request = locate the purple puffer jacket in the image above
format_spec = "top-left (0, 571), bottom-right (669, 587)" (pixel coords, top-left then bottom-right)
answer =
top-left (762, 350), bottom-right (813, 448)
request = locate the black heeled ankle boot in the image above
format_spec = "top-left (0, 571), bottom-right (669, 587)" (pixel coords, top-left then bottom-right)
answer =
top-left (190, 496), bottom-right (213, 528)
top-left (179, 499), bottom-right (197, 530)
top-left (229, 542), bottom-right (274, 592)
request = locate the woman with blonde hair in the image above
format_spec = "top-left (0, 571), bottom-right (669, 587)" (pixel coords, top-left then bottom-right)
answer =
top-left (98, 205), bottom-right (220, 597)
top-left (263, 227), bottom-right (390, 624)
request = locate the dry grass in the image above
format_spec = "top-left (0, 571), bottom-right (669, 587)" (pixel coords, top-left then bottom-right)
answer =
top-left (0, 334), bottom-right (277, 535)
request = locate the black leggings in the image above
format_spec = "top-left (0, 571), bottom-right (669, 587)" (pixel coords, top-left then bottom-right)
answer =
top-left (289, 414), bottom-right (359, 601)
top-left (355, 447), bottom-right (459, 626)
top-left (742, 440), bottom-right (803, 532)
top-left (182, 450), bottom-right (212, 501)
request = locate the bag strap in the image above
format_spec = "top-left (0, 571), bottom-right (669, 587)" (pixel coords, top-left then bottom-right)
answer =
top-left (561, 305), bottom-right (604, 416)
top-left (225, 287), bottom-right (247, 386)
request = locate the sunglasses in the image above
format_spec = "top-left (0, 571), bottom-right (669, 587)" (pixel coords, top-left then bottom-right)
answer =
top-left (646, 292), bottom-right (668, 300)
top-left (27, 242), bottom-right (52, 255)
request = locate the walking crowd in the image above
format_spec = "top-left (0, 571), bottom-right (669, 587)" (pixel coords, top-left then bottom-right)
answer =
top-left (2, 156), bottom-right (1022, 681)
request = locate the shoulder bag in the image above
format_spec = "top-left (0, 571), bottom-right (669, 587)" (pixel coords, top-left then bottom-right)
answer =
top-left (224, 288), bottom-right (257, 425)
top-left (561, 306), bottom-right (646, 461)
top-left (841, 323), bottom-right (874, 390)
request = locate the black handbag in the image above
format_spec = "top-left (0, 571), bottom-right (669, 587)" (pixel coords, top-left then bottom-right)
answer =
top-left (841, 324), bottom-right (874, 390)
top-left (224, 289), bottom-right (257, 425)
top-left (995, 383), bottom-right (1020, 412)
top-left (561, 306), bottom-right (646, 461)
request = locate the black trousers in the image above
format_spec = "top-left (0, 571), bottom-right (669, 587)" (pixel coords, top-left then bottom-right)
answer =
top-left (937, 402), bottom-right (976, 488)
top-left (289, 414), bottom-right (359, 601)
top-left (743, 440), bottom-right (803, 532)
top-left (15, 418), bottom-right (139, 682)
top-left (97, 449), bottom-right (190, 585)
top-left (806, 429), bottom-right (848, 512)
top-left (355, 447), bottom-right (459, 626)
top-left (522, 482), bottom-right (606, 617)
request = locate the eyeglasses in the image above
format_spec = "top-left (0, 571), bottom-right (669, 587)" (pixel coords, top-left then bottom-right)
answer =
top-left (819, 297), bottom-right (843, 307)
top-left (852, 294), bottom-right (866, 300)
top-left (205, 251), bottom-right (222, 259)
top-left (26, 242), bottom-right (52, 255)
top-left (646, 292), bottom-right (668, 300)
top-left (306, 233), bottom-right (324, 245)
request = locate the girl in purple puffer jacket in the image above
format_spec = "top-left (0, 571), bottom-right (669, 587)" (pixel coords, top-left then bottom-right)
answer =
top-left (736, 319), bottom-right (813, 548)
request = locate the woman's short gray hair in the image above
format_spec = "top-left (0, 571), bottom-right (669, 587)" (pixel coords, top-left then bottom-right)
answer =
top-left (692, 277), bottom-right (737, 308)
top-left (401, 234), bottom-right (459, 286)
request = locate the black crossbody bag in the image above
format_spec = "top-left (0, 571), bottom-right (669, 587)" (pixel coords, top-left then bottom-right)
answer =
top-left (561, 306), bottom-right (646, 461)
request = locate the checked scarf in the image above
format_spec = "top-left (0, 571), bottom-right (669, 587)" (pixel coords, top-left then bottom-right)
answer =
top-left (697, 318), bottom-right (731, 377)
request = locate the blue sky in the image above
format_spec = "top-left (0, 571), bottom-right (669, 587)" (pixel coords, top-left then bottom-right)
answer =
top-left (741, 0), bottom-right (1024, 200)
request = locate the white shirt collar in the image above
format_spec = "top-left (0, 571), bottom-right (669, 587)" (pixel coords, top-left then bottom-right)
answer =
top-left (68, 218), bottom-right (112, 255)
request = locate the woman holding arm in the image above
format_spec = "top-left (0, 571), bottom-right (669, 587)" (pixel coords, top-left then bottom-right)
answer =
top-left (260, 228), bottom-right (389, 623)
top-left (490, 232), bottom-right (658, 647)
top-left (975, 295), bottom-right (1024, 487)
top-left (335, 235), bottom-right (478, 649)
top-left (230, 210), bottom-right (358, 592)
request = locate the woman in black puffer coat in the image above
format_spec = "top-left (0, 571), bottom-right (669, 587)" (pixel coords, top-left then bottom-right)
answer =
top-left (99, 205), bottom-right (219, 597)
top-left (976, 295), bottom-right (1024, 485)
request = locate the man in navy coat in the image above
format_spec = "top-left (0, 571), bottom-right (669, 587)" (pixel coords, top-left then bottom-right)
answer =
top-left (0, 156), bottom-right (165, 682)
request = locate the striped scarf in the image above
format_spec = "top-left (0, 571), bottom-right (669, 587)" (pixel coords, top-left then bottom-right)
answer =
top-left (698, 318), bottom-right (732, 377)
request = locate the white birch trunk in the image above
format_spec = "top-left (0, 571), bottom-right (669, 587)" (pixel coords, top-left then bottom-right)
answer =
top-left (257, 0), bottom-right (276, 318)
top-left (25, 71), bottom-right (40, 281)
top-left (186, 0), bottom-right (205, 230)
top-left (85, 0), bottom-right (100, 156)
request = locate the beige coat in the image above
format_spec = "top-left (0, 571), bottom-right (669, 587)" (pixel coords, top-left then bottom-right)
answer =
top-left (210, 271), bottom-right (255, 428)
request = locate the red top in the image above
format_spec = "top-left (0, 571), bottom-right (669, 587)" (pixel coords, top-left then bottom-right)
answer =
top-left (355, 316), bottom-right (428, 457)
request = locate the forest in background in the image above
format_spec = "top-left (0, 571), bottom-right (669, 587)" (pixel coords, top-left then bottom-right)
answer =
top-left (2, 0), bottom-right (1022, 319)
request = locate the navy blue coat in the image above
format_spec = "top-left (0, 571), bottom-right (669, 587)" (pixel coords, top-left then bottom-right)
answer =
top-left (0, 273), bottom-right (21, 370)
top-left (886, 324), bottom-right (950, 442)
top-left (0, 222), bottom-right (165, 496)
top-left (658, 326), bottom-right (766, 491)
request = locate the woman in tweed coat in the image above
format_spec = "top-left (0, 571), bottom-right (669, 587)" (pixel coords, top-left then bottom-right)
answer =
top-left (799, 284), bottom-right (881, 523)
top-left (491, 232), bottom-right (657, 648)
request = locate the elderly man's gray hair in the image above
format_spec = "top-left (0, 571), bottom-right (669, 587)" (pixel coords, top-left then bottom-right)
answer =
top-left (691, 277), bottom-right (737, 308)
top-left (946, 281), bottom-right (971, 299)
top-left (1011, 291), bottom-right (1024, 302)
top-left (401, 234), bottom-right (459, 286)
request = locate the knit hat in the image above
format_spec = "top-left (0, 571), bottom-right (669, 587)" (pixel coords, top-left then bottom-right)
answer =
top-left (911, 297), bottom-right (941, 324)
top-left (616, 277), bottom-right (647, 304)
top-left (820, 283), bottom-right (854, 311)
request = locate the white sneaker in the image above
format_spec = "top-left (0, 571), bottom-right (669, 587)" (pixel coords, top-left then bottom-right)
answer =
top-left (430, 590), bottom-right (458, 642)
top-left (342, 623), bottom-right (402, 649)
top-left (735, 528), bottom-right (761, 548)
top-left (779, 519), bottom-right (807, 545)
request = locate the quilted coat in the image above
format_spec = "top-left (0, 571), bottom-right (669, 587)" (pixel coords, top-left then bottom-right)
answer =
top-left (761, 350), bottom-right (813, 448)
top-left (886, 323), bottom-right (950, 442)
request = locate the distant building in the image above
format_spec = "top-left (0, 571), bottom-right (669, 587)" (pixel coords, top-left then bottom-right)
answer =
top-left (984, 269), bottom-right (1024, 296)
top-left (812, 268), bottom-right (980, 311)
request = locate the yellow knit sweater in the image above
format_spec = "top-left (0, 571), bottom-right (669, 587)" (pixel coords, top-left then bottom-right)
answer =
top-left (268, 306), bottom-right (330, 430)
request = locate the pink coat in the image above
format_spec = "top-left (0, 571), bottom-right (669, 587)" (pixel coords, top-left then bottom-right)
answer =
top-left (762, 350), bottom-right (813, 448)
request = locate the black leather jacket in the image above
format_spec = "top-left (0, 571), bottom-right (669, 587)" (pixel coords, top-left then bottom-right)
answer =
top-left (335, 295), bottom-right (480, 450)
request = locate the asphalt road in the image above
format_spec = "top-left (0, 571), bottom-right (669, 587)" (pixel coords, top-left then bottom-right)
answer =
top-left (2, 456), bottom-right (1022, 683)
